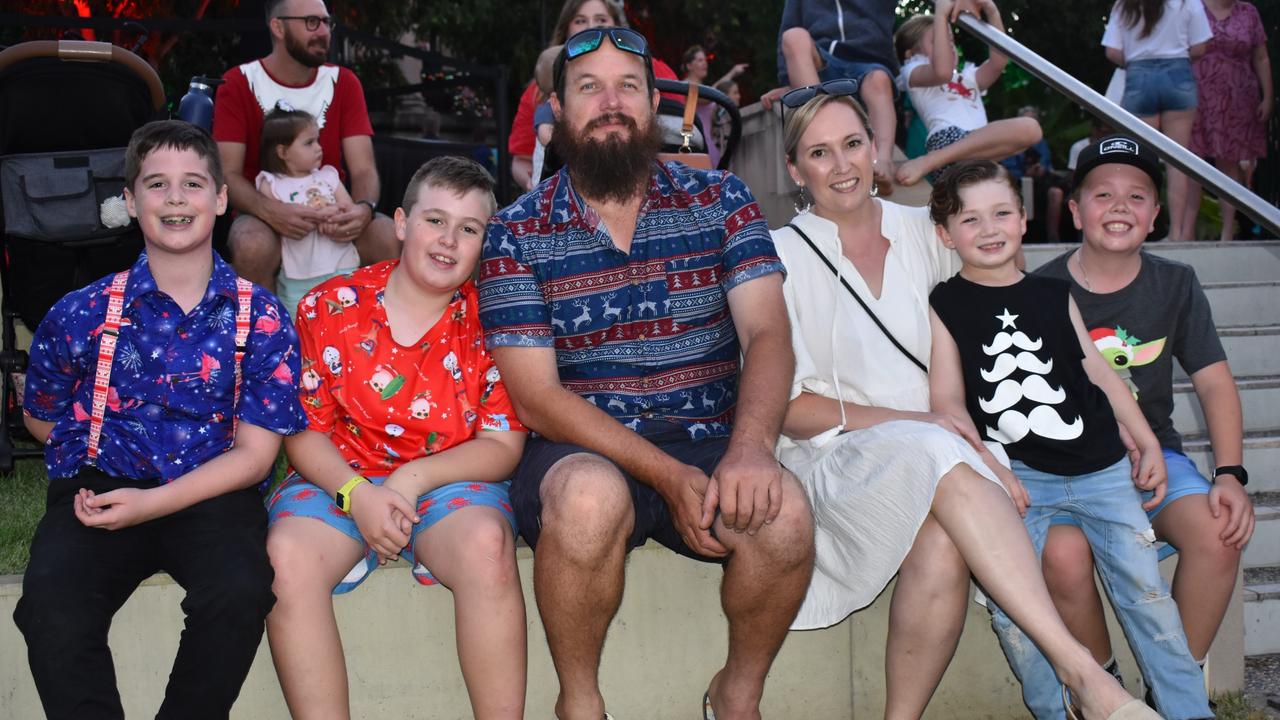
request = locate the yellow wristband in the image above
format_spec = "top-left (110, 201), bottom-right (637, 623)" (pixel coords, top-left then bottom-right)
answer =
top-left (334, 475), bottom-right (369, 513)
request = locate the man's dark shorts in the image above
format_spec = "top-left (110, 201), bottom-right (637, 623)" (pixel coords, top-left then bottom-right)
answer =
top-left (510, 420), bottom-right (727, 564)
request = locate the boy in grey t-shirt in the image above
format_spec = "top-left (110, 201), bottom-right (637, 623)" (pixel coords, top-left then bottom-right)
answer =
top-left (1033, 134), bottom-right (1253, 692)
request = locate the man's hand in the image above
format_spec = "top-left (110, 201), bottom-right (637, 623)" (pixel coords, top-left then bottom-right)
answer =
top-left (319, 201), bottom-right (373, 243)
top-left (1209, 475), bottom-right (1255, 549)
top-left (262, 197), bottom-right (333, 239)
top-left (657, 463), bottom-right (728, 558)
top-left (712, 444), bottom-right (784, 535)
top-left (348, 481), bottom-right (418, 563)
top-left (74, 487), bottom-right (162, 530)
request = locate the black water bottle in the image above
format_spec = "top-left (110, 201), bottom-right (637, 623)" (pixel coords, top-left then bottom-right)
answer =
top-left (177, 76), bottom-right (221, 131)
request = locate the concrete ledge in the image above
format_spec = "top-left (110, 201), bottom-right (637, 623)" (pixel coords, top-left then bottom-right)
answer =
top-left (0, 543), bottom-right (1242, 718)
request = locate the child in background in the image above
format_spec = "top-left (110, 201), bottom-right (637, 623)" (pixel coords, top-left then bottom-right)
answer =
top-left (894, 0), bottom-right (1041, 186)
top-left (256, 106), bottom-right (358, 315)
top-left (927, 159), bottom-right (1210, 720)
top-left (1036, 134), bottom-right (1252, 697)
top-left (713, 77), bottom-right (741, 157)
top-left (530, 44), bottom-right (563, 186)
top-left (14, 120), bottom-right (307, 719)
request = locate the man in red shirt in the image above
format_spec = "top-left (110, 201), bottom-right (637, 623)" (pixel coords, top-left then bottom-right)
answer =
top-left (212, 0), bottom-right (398, 292)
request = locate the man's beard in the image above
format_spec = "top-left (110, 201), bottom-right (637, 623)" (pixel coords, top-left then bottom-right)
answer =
top-left (284, 30), bottom-right (328, 68)
top-left (553, 111), bottom-right (663, 204)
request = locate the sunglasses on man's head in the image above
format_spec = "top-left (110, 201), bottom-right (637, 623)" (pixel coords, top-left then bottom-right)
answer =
top-left (780, 79), bottom-right (862, 111)
top-left (564, 27), bottom-right (650, 61)
top-left (275, 15), bottom-right (335, 31)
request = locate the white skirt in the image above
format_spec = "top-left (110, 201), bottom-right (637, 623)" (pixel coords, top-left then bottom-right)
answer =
top-left (785, 419), bottom-right (1002, 630)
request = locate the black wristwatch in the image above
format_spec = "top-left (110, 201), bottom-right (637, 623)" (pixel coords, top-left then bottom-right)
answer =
top-left (1213, 465), bottom-right (1248, 486)
top-left (355, 199), bottom-right (376, 215)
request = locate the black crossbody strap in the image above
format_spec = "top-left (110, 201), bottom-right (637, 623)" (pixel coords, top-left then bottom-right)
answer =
top-left (787, 222), bottom-right (928, 374)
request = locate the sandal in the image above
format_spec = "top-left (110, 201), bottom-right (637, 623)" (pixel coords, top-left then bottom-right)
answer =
top-left (1065, 685), bottom-right (1163, 720)
top-left (703, 691), bottom-right (716, 720)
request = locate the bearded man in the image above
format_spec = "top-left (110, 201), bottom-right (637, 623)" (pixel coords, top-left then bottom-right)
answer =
top-left (211, 0), bottom-right (397, 293)
top-left (478, 27), bottom-right (815, 720)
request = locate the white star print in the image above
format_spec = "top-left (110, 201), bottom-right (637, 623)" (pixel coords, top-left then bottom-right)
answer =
top-left (996, 308), bottom-right (1019, 329)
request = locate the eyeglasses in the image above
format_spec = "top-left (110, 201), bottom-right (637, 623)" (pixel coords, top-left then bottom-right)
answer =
top-left (555, 27), bottom-right (654, 94)
top-left (275, 15), bottom-right (335, 31)
top-left (780, 79), bottom-right (861, 110)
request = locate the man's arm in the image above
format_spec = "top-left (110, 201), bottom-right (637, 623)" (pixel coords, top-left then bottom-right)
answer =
top-left (491, 344), bottom-right (728, 556)
top-left (219, 140), bottom-right (328, 238)
top-left (713, 273), bottom-right (793, 534)
top-left (321, 135), bottom-right (379, 242)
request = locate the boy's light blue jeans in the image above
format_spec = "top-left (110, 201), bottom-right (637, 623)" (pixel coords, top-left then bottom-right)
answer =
top-left (988, 457), bottom-right (1211, 720)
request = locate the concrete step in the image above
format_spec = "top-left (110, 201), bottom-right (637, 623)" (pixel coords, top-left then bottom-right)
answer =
top-left (1023, 241), bottom-right (1280, 283)
top-left (1243, 493), bottom-right (1280, 569)
top-left (1172, 324), bottom-right (1280, 380)
top-left (1244, 566), bottom-right (1280, 656)
top-left (1172, 374), bottom-right (1280, 436)
top-left (1184, 429), bottom-right (1280, 494)
top-left (1201, 281), bottom-right (1280, 328)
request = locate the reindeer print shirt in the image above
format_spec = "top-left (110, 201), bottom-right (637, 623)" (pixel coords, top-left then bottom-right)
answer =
top-left (24, 251), bottom-right (307, 482)
top-left (479, 162), bottom-right (783, 440)
top-left (1036, 251), bottom-right (1225, 453)
top-left (930, 274), bottom-right (1126, 475)
top-left (295, 262), bottom-right (524, 476)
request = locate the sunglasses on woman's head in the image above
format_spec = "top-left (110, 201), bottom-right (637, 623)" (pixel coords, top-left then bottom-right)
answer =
top-left (780, 79), bottom-right (862, 111)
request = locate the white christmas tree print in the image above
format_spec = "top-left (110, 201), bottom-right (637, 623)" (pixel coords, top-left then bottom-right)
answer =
top-left (979, 308), bottom-right (1083, 444)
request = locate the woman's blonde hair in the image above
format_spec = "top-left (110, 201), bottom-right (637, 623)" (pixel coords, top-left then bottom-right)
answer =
top-left (783, 93), bottom-right (873, 164)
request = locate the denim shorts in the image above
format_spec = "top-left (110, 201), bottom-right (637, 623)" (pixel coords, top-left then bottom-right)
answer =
top-left (1049, 448), bottom-right (1210, 559)
top-left (817, 46), bottom-right (898, 99)
top-left (1122, 57), bottom-right (1198, 116)
top-left (266, 472), bottom-right (516, 594)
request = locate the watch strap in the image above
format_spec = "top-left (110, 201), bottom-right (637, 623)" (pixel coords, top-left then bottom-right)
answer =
top-left (355, 199), bottom-right (376, 214)
top-left (335, 474), bottom-right (369, 512)
top-left (1213, 465), bottom-right (1248, 486)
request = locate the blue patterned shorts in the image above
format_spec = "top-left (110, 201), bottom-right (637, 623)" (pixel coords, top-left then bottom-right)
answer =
top-left (266, 472), bottom-right (516, 594)
top-left (924, 125), bottom-right (972, 184)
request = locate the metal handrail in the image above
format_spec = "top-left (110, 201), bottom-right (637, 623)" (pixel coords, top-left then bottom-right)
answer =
top-left (956, 13), bottom-right (1280, 239)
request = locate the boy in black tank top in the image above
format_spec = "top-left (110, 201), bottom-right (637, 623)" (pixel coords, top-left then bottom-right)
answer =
top-left (926, 161), bottom-right (1212, 720)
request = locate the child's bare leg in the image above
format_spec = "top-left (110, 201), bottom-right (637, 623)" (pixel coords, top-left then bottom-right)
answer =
top-left (859, 70), bottom-right (898, 183)
top-left (1041, 525), bottom-right (1113, 664)
top-left (1153, 495), bottom-right (1241, 660)
top-left (885, 518), bottom-right (970, 720)
top-left (896, 117), bottom-right (1042, 186)
top-left (1159, 108), bottom-right (1197, 241)
top-left (930, 465), bottom-right (1136, 719)
top-left (265, 516), bottom-right (366, 719)
top-left (780, 27), bottom-right (821, 87)
top-left (417, 506), bottom-right (527, 720)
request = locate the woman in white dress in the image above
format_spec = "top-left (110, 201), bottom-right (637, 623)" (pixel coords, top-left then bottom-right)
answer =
top-left (773, 89), bottom-right (1155, 720)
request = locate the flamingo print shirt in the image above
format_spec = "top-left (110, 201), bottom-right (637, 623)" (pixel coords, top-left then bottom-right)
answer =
top-left (479, 162), bottom-right (783, 440)
top-left (295, 262), bottom-right (524, 476)
top-left (25, 251), bottom-right (307, 482)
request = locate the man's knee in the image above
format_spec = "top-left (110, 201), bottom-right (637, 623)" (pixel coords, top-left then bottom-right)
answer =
top-left (355, 213), bottom-right (399, 264)
top-left (732, 472), bottom-right (814, 569)
top-left (228, 215), bottom-right (281, 266)
top-left (539, 454), bottom-right (634, 547)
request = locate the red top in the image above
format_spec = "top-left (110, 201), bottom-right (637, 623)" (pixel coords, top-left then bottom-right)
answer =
top-left (213, 60), bottom-right (373, 183)
top-left (508, 58), bottom-right (681, 158)
top-left (295, 262), bottom-right (525, 476)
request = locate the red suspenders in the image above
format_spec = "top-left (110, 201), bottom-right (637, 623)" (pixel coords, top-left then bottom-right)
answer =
top-left (85, 271), bottom-right (254, 464)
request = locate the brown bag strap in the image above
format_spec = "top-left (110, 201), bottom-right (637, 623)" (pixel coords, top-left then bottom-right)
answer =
top-left (679, 83), bottom-right (700, 153)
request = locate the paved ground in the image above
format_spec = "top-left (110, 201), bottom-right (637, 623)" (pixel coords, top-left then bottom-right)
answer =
top-left (1247, 654), bottom-right (1280, 718)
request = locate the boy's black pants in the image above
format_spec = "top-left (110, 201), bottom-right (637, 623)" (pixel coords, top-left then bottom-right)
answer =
top-left (13, 467), bottom-right (275, 720)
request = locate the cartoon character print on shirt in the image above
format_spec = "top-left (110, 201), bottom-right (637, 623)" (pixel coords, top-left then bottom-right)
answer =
top-left (367, 363), bottom-right (406, 401)
top-left (979, 308), bottom-right (1084, 444)
top-left (325, 286), bottom-right (357, 315)
top-left (1088, 326), bottom-right (1166, 399)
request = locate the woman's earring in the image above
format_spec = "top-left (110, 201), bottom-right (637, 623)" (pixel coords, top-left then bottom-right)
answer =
top-left (794, 184), bottom-right (813, 214)
top-left (870, 178), bottom-right (880, 198)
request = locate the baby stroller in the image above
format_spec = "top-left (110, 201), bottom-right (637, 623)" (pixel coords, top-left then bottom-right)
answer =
top-left (0, 40), bottom-right (166, 472)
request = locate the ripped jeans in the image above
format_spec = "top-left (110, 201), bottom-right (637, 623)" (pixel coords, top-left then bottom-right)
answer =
top-left (989, 457), bottom-right (1212, 720)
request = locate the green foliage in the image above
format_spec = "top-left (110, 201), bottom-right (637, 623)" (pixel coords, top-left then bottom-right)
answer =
top-left (0, 458), bottom-right (47, 576)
